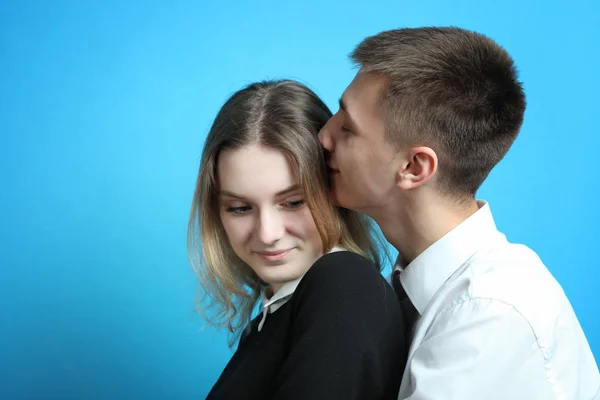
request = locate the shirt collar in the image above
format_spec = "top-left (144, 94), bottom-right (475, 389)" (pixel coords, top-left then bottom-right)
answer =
top-left (394, 201), bottom-right (504, 315)
top-left (257, 246), bottom-right (346, 331)
top-left (260, 277), bottom-right (302, 316)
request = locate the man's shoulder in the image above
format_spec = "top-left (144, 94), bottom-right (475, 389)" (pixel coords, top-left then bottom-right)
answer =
top-left (431, 242), bottom-right (599, 398)
top-left (450, 241), bottom-right (578, 342)
top-left (466, 241), bottom-right (559, 303)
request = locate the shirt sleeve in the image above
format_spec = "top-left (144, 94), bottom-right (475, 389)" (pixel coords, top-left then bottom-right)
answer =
top-left (273, 251), bottom-right (408, 400)
top-left (404, 297), bottom-right (556, 400)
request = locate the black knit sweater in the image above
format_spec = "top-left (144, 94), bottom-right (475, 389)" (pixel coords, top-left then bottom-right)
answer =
top-left (206, 251), bottom-right (408, 400)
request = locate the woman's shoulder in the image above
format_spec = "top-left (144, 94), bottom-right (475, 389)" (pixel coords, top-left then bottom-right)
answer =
top-left (291, 249), bottom-right (403, 320)
top-left (299, 250), bottom-right (392, 296)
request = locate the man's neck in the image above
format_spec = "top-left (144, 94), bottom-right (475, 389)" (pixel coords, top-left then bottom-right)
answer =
top-left (370, 193), bottom-right (479, 265)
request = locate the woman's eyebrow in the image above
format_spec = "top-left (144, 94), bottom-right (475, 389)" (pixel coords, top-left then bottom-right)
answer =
top-left (219, 184), bottom-right (300, 199)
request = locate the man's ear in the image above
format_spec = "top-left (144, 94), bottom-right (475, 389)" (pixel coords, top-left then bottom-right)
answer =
top-left (396, 146), bottom-right (438, 190)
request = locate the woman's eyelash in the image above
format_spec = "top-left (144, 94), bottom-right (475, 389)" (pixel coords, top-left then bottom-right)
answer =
top-left (225, 205), bottom-right (252, 214)
top-left (283, 199), bottom-right (305, 209)
top-left (224, 199), bottom-right (305, 214)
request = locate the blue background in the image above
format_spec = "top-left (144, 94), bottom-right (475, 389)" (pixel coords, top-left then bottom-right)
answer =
top-left (1, 1), bottom-right (598, 398)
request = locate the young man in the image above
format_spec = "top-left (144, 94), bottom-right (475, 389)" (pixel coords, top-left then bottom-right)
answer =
top-left (319, 26), bottom-right (599, 399)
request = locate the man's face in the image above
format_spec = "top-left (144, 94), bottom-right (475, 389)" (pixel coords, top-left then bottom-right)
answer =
top-left (318, 72), bottom-right (400, 213)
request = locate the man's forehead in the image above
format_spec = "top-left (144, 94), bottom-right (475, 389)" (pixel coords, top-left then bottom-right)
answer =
top-left (344, 72), bottom-right (387, 107)
top-left (342, 74), bottom-right (362, 104)
top-left (342, 72), bottom-right (388, 124)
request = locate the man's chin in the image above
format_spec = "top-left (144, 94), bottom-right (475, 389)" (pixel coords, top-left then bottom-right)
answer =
top-left (330, 192), bottom-right (341, 207)
top-left (329, 186), bottom-right (368, 214)
top-left (328, 179), bottom-right (361, 210)
top-left (329, 186), bottom-right (348, 209)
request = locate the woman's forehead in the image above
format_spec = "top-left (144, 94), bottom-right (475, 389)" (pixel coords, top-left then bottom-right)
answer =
top-left (217, 144), bottom-right (301, 200)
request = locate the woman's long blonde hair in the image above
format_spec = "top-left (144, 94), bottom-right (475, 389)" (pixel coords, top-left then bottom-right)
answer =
top-left (188, 80), bottom-right (388, 346)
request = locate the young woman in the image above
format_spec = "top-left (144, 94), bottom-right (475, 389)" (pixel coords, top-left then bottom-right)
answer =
top-left (188, 80), bottom-right (407, 399)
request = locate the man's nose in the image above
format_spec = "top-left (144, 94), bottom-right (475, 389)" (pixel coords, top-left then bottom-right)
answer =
top-left (318, 123), bottom-right (333, 151)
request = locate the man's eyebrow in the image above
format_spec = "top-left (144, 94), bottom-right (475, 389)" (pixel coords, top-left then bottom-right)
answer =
top-left (339, 97), bottom-right (358, 129)
top-left (219, 184), bottom-right (301, 199)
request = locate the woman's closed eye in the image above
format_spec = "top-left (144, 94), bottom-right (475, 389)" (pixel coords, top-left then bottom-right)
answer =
top-left (225, 205), bottom-right (252, 214)
top-left (223, 198), bottom-right (305, 214)
top-left (282, 199), bottom-right (305, 209)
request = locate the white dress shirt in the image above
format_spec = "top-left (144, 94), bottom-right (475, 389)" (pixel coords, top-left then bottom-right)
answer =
top-left (395, 201), bottom-right (600, 400)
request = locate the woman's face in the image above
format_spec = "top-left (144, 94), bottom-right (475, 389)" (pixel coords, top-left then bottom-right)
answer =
top-left (217, 144), bottom-right (324, 293)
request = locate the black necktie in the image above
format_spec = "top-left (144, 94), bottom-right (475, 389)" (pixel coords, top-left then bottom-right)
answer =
top-left (392, 269), bottom-right (419, 343)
